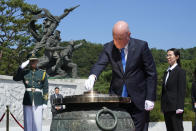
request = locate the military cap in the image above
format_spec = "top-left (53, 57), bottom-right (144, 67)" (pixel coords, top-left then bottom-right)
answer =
top-left (27, 53), bottom-right (38, 61)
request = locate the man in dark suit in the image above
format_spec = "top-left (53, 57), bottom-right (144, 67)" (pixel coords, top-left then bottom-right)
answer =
top-left (85, 21), bottom-right (157, 131)
top-left (50, 87), bottom-right (65, 117)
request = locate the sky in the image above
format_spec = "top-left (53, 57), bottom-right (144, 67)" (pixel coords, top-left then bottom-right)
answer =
top-left (26, 0), bottom-right (196, 50)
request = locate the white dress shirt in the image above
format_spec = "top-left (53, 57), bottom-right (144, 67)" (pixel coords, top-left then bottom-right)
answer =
top-left (120, 44), bottom-right (129, 62)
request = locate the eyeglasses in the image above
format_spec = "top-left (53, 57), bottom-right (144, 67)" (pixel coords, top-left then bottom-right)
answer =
top-left (166, 54), bottom-right (174, 58)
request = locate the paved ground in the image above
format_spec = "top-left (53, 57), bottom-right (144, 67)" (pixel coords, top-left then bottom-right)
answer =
top-left (0, 126), bottom-right (49, 131)
top-left (0, 121), bottom-right (192, 131)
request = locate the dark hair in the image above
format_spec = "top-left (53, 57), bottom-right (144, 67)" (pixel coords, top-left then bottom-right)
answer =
top-left (167, 48), bottom-right (181, 67)
top-left (55, 87), bottom-right (59, 90)
top-left (194, 68), bottom-right (196, 80)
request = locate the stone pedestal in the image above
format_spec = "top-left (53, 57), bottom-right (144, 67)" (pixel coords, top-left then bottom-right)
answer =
top-left (0, 75), bottom-right (86, 128)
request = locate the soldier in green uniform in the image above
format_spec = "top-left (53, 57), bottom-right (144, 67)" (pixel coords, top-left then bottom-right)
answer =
top-left (13, 53), bottom-right (48, 131)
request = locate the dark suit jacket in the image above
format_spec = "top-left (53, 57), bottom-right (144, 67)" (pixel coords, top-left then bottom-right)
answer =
top-left (191, 81), bottom-right (196, 112)
top-left (161, 65), bottom-right (186, 112)
top-left (50, 93), bottom-right (63, 113)
top-left (90, 38), bottom-right (157, 110)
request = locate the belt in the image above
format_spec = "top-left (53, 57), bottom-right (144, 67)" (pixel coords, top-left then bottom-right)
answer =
top-left (26, 88), bottom-right (42, 93)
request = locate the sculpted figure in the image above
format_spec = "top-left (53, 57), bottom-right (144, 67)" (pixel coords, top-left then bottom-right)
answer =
top-left (27, 6), bottom-right (81, 78)
top-left (53, 41), bottom-right (83, 78)
top-left (37, 30), bottom-right (66, 70)
top-left (29, 5), bottom-right (79, 54)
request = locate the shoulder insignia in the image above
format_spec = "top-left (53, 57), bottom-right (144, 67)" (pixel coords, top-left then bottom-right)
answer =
top-left (42, 71), bottom-right (46, 81)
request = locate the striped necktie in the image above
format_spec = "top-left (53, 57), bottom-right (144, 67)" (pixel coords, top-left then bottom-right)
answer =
top-left (121, 48), bottom-right (128, 97)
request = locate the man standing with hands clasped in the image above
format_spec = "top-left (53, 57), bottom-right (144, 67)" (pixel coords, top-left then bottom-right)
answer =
top-left (13, 53), bottom-right (49, 131)
top-left (50, 87), bottom-right (65, 117)
top-left (85, 21), bottom-right (157, 131)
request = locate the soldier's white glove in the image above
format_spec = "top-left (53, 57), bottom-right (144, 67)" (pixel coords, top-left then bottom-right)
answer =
top-left (85, 75), bottom-right (96, 90)
top-left (144, 100), bottom-right (154, 111)
top-left (43, 104), bottom-right (47, 110)
top-left (20, 60), bottom-right (30, 69)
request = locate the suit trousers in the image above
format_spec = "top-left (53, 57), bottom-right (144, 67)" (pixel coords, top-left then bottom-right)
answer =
top-left (126, 103), bottom-right (149, 131)
top-left (164, 111), bottom-right (183, 131)
top-left (23, 105), bottom-right (43, 131)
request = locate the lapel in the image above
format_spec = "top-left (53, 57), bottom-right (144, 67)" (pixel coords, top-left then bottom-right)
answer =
top-left (112, 43), bottom-right (124, 74)
top-left (112, 38), bottom-right (135, 75)
top-left (51, 94), bottom-right (55, 104)
top-left (125, 38), bottom-right (135, 73)
top-left (53, 94), bottom-right (56, 99)
top-left (166, 65), bottom-right (178, 86)
top-left (117, 55), bottom-right (124, 74)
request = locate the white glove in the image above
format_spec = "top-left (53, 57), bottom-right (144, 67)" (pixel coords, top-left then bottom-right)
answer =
top-left (43, 104), bottom-right (47, 110)
top-left (62, 105), bottom-right (66, 109)
top-left (194, 103), bottom-right (196, 109)
top-left (176, 109), bottom-right (183, 114)
top-left (20, 60), bottom-right (30, 69)
top-left (144, 100), bottom-right (154, 111)
top-left (85, 75), bottom-right (96, 90)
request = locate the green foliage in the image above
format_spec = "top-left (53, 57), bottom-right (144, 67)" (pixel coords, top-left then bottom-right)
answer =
top-left (150, 101), bottom-right (164, 121)
top-left (94, 70), bottom-right (112, 94)
top-left (0, 0), bottom-right (38, 48)
top-left (0, 0), bottom-right (39, 75)
top-left (71, 40), bottom-right (104, 77)
top-left (151, 48), bottom-right (167, 65)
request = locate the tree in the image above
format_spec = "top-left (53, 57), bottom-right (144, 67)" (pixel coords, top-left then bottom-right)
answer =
top-left (0, 0), bottom-right (38, 75)
top-left (71, 40), bottom-right (104, 77)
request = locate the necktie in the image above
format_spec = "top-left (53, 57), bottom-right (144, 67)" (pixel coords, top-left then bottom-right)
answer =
top-left (121, 48), bottom-right (128, 97)
top-left (165, 69), bottom-right (171, 85)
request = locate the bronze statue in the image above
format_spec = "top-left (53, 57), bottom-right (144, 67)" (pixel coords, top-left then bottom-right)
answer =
top-left (29, 5), bottom-right (79, 54)
top-left (28, 5), bottom-right (81, 78)
top-left (53, 41), bottom-right (83, 78)
top-left (37, 30), bottom-right (66, 69)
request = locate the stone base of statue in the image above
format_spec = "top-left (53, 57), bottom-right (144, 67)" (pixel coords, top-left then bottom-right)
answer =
top-left (50, 91), bottom-right (135, 131)
top-left (0, 75), bottom-right (86, 128)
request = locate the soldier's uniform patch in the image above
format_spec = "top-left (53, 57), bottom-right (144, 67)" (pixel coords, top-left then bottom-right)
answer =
top-left (43, 94), bottom-right (48, 100)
